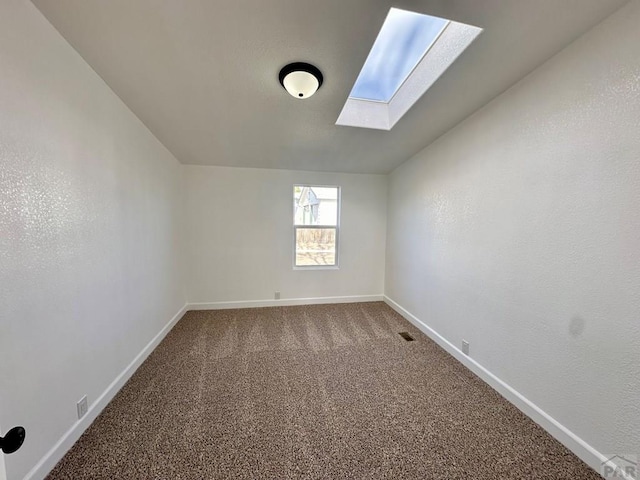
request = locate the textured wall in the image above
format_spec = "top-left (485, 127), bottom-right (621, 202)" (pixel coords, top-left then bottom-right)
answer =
top-left (386, 0), bottom-right (640, 463)
top-left (0, 1), bottom-right (185, 478)
top-left (184, 166), bottom-right (387, 304)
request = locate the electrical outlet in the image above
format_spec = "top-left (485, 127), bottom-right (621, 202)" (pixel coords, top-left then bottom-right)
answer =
top-left (77, 395), bottom-right (88, 419)
top-left (462, 340), bottom-right (470, 355)
top-left (274, 291), bottom-right (281, 300)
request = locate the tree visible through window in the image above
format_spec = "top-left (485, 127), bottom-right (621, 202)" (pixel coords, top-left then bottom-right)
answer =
top-left (293, 185), bottom-right (340, 267)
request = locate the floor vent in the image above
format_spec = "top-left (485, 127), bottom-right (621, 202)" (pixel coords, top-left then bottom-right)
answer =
top-left (398, 332), bottom-right (415, 342)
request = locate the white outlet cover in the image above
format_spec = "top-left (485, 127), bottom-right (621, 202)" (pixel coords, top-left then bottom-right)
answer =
top-left (77, 395), bottom-right (88, 419)
top-left (462, 340), bottom-right (470, 355)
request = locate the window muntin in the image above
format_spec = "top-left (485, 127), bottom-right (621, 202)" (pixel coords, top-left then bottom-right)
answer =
top-left (293, 186), bottom-right (340, 267)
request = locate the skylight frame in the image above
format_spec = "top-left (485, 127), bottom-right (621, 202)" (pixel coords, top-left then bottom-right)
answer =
top-left (336, 10), bottom-right (483, 131)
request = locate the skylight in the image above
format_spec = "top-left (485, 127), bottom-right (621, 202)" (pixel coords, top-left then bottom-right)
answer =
top-left (336, 9), bottom-right (482, 131)
top-left (350, 9), bottom-right (449, 103)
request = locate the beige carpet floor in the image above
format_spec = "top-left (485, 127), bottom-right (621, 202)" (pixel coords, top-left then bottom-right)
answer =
top-left (47, 302), bottom-right (601, 479)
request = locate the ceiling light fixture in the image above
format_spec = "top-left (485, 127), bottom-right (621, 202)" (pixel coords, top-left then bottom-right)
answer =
top-left (279, 62), bottom-right (323, 99)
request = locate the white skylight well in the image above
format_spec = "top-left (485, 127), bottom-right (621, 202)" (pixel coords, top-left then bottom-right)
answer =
top-left (336, 8), bottom-right (482, 131)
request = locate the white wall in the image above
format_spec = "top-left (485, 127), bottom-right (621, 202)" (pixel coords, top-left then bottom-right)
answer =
top-left (0, 1), bottom-right (186, 478)
top-left (386, 0), bottom-right (640, 468)
top-left (185, 166), bottom-right (386, 305)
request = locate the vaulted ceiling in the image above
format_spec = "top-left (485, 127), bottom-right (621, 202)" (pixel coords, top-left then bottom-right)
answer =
top-left (32, 0), bottom-right (628, 173)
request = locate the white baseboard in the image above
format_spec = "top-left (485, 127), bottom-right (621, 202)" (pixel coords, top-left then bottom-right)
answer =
top-left (0, 447), bottom-right (6, 480)
top-left (24, 303), bottom-right (188, 480)
top-left (187, 294), bottom-right (384, 311)
top-left (22, 297), bottom-right (620, 479)
top-left (383, 295), bottom-right (617, 477)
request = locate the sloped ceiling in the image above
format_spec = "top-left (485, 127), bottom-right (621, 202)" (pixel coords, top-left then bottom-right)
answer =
top-left (32, 0), bottom-right (629, 173)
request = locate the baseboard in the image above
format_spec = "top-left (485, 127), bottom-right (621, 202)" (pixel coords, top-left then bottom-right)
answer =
top-left (22, 297), bottom-right (619, 479)
top-left (24, 303), bottom-right (188, 480)
top-left (187, 294), bottom-right (384, 311)
top-left (0, 448), bottom-right (6, 480)
top-left (383, 295), bottom-right (614, 477)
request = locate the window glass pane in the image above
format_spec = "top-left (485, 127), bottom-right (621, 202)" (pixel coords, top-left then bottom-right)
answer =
top-left (349, 9), bottom-right (449, 102)
top-left (295, 228), bottom-right (336, 266)
top-left (294, 186), bottom-right (338, 226)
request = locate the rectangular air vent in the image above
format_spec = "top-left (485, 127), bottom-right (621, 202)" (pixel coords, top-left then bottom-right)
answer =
top-left (399, 331), bottom-right (415, 341)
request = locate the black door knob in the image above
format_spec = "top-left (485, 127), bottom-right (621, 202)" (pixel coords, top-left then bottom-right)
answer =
top-left (0, 426), bottom-right (25, 454)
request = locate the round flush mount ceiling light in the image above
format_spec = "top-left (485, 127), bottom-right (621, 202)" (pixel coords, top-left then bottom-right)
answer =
top-left (279, 62), bottom-right (323, 99)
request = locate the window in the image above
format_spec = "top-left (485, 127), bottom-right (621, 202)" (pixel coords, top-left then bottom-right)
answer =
top-left (336, 8), bottom-right (482, 130)
top-left (293, 185), bottom-right (340, 267)
top-left (349, 9), bottom-right (449, 103)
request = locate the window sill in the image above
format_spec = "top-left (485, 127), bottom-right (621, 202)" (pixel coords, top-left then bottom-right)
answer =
top-left (293, 266), bottom-right (340, 271)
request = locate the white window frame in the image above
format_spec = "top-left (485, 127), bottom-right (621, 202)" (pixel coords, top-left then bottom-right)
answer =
top-left (292, 184), bottom-right (341, 270)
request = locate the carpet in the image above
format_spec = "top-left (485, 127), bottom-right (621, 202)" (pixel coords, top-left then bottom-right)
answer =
top-left (47, 302), bottom-right (601, 479)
